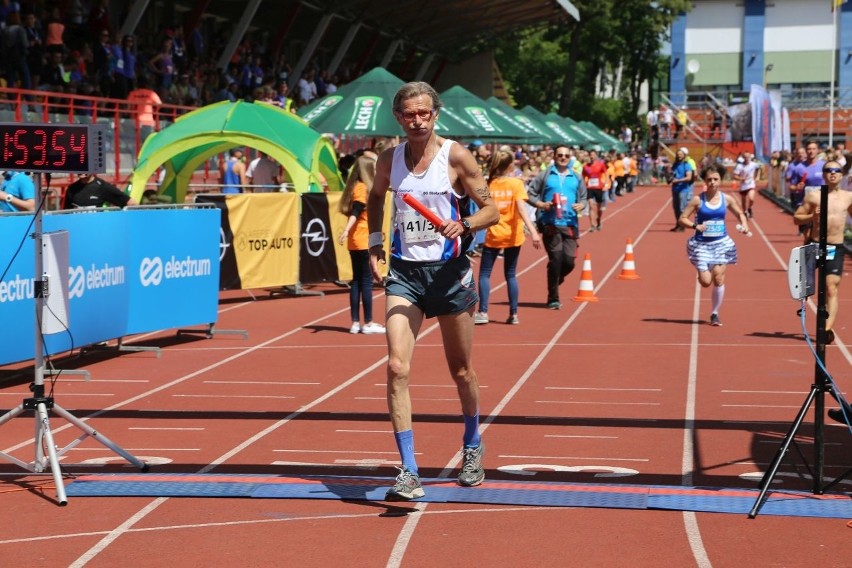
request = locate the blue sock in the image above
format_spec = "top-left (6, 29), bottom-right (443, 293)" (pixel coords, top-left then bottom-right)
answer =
top-left (394, 430), bottom-right (417, 474)
top-left (462, 413), bottom-right (481, 448)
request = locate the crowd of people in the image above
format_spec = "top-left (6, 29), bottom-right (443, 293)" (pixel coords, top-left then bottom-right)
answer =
top-left (0, 1), bottom-right (363, 114)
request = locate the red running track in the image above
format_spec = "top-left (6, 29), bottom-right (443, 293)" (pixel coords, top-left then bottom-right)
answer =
top-left (0, 184), bottom-right (850, 567)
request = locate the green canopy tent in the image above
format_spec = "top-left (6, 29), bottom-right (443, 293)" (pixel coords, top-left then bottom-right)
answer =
top-left (298, 66), bottom-right (485, 140)
top-left (580, 121), bottom-right (628, 152)
top-left (520, 105), bottom-right (584, 147)
top-left (551, 114), bottom-right (603, 149)
top-left (485, 97), bottom-right (557, 145)
top-left (440, 86), bottom-right (531, 142)
top-left (129, 100), bottom-right (342, 203)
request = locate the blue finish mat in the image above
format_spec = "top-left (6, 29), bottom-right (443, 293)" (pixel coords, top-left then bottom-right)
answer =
top-left (63, 473), bottom-right (851, 518)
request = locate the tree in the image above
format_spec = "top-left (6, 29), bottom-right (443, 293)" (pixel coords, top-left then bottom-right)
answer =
top-left (493, 0), bottom-right (689, 132)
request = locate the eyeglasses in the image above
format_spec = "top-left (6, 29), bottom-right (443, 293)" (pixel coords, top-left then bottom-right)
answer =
top-left (555, 153), bottom-right (571, 158)
top-left (824, 167), bottom-right (843, 174)
top-left (397, 109), bottom-right (434, 122)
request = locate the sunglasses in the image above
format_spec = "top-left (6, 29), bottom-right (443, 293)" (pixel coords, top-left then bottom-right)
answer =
top-left (555, 153), bottom-right (571, 158)
top-left (824, 167), bottom-right (843, 174)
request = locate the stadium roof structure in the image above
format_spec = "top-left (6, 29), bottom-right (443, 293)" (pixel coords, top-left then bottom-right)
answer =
top-left (191, 0), bottom-right (579, 65)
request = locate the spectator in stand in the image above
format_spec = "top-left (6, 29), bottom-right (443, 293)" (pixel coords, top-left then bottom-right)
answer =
top-left (63, 173), bottom-right (138, 209)
top-left (297, 69), bottom-right (316, 106)
top-left (38, 49), bottom-right (68, 92)
top-left (23, 12), bottom-right (42, 86)
top-left (167, 72), bottom-right (192, 105)
top-left (87, 0), bottom-right (112, 39)
top-left (148, 37), bottom-right (175, 91)
top-left (127, 74), bottom-right (161, 142)
top-left (272, 80), bottom-right (292, 111)
top-left (169, 24), bottom-right (187, 72)
top-left (92, 28), bottom-right (114, 97)
top-left (2, 11), bottom-right (30, 90)
top-left (43, 6), bottom-right (64, 56)
top-left (111, 34), bottom-right (136, 99)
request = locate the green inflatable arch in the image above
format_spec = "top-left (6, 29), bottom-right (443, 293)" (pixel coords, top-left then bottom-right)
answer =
top-left (128, 100), bottom-right (343, 203)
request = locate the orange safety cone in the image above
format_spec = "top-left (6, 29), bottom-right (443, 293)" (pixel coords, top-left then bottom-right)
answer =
top-left (617, 238), bottom-right (641, 280)
top-left (572, 253), bottom-right (599, 302)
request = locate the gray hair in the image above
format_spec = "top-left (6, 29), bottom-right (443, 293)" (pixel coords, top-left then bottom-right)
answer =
top-left (393, 82), bottom-right (443, 114)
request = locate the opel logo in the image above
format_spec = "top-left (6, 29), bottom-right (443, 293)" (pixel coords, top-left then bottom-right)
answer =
top-left (302, 218), bottom-right (328, 257)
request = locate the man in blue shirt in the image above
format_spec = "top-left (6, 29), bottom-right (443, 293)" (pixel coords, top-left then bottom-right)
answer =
top-left (0, 171), bottom-right (35, 213)
top-left (526, 145), bottom-right (587, 309)
top-left (670, 148), bottom-right (694, 232)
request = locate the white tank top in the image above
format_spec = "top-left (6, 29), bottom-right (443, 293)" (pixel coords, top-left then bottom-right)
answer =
top-left (390, 139), bottom-right (467, 261)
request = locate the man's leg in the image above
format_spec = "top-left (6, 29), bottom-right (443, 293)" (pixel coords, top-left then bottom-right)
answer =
top-left (384, 295), bottom-right (427, 500)
top-left (825, 273), bottom-right (841, 334)
top-left (438, 308), bottom-right (485, 486)
top-left (543, 229), bottom-right (562, 306)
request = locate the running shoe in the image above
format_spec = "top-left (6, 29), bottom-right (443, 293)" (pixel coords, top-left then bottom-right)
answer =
top-left (349, 322), bottom-right (361, 334)
top-left (826, 329), bottom-right (836, 344)
top-left (710, 313), bottom-right (722, 326)
top-left (547, 301), bottom-right (562, 310)
top-left (828, 408), bottom-right (846, 424)
top-left (458, 443), bottom-right (485, 487)
top-left (506, 314), bottom-right (519, 325)
top-left (474, 312), bottom-right (489, 325)
top-left (361, 322), bottom-right (386, 334)
top-left (386, 467), bottom-right (425, 501)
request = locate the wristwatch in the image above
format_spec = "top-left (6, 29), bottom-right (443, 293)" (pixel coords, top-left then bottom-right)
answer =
top-left (4, 193), bottom-right (11, 203)
top-left (460, 218), bottom-right (471, 234)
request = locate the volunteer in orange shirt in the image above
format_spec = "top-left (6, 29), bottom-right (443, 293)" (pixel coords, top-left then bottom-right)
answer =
top-left (338, 150), bottom-right (387, 335)
top-left (473, 149), bottom-right (541, 325)
top-left (612, 152), bottom-right (626, 196)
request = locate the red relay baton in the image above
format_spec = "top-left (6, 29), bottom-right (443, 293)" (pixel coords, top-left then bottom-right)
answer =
top-left (401, 193), bottom-right (443, 227)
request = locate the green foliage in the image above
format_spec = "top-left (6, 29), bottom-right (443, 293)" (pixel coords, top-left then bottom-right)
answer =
top-left (493, 0), bottom-right (690, 130)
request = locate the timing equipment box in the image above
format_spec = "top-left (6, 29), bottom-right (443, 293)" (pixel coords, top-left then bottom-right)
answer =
top-left (787, 243), bottom-right (817, 300)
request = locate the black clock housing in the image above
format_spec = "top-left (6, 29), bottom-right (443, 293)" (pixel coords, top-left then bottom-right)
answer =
top-left (0, 123), bottom-right (107, 174)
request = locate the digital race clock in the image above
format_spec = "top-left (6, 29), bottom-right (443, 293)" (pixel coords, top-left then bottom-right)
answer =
top-left (0, 123), bottom-right (107, 174)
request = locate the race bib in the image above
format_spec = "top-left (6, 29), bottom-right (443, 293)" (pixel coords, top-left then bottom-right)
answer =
top-left (587, 178), bottom-right (600, 188)
top-left (398, 211), bottom-right (439, 243)
top-left (804, 185), bottom-right (821, 193)
top-left (702, 219), bottom-right (725, 238)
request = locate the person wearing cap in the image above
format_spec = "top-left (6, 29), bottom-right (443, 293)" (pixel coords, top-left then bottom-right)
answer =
top-left (0, 171), bottom-right (35, 213)
top-left (669, 148), bottom-right (694, 232)
top-left (732, 152), bottom-right (760, 218)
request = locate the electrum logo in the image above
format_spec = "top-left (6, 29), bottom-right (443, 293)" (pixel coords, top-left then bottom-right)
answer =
top-left (69, 263), bottom-right (125, 299)
top-left (302, 96), bottom-right (342, 122)
top-left (0, 273), bottom-right (34, 303)
top-left (346, 96), bottom-right (381, 131)
top-left (139, 256), bottom-right (212, 287)
top-left (465, 107), bottom-right (498, 133)
top-left (302, 218), bottom-right (329, 257)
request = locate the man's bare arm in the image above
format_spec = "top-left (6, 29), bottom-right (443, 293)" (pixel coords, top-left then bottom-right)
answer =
top-left (450, 144), bottom-right (498, 231)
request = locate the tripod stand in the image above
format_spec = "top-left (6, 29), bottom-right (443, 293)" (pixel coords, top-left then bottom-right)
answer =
top-left (0, 174), bottom-right (146, 505)
top-left (749, 183), bottom-right (849, 518)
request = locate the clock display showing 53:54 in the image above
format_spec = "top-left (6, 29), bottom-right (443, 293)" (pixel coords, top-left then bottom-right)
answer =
top-left (0, 123), bottom-right (107, 174)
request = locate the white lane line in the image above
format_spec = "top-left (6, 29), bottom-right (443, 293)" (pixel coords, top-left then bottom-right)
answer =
top-left (203, 381), bottom-right (320, 385)
top-left (720, 390), bottom-right (808, 394)
top-left (536, 401), bottom-right (661, 406)
top-left (0, 506), bottom-right (569, 546)
top-left (499, 454), bottom-right (648, 462)
top-left (272, 449), bottom-right (403, 455)
top-left (546, 387), bottom-right (662, 391)
top-left (545, 434), bottom-right (617, 439)
top-left (171, 394), bottom-right (295, 399)
top-left (129, 427), bottom-right (204, 431)
top-left (336, 429), bottom-right (393, 434)
top-left (354, 396), bottom-right (462, 402)
top-left (682, 273), bottom-right (711, 568)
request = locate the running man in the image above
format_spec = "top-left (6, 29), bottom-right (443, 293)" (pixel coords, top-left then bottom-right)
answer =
top-left (733, 152), bottom-right (760, 218)
top-left (367, 81), bottom-right (499, 501)
top-left (793, 160), bottom-right (852, 345)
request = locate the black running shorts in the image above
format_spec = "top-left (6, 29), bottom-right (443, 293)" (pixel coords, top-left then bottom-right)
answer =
top-left (385, 255), bottom-right (478, 318)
